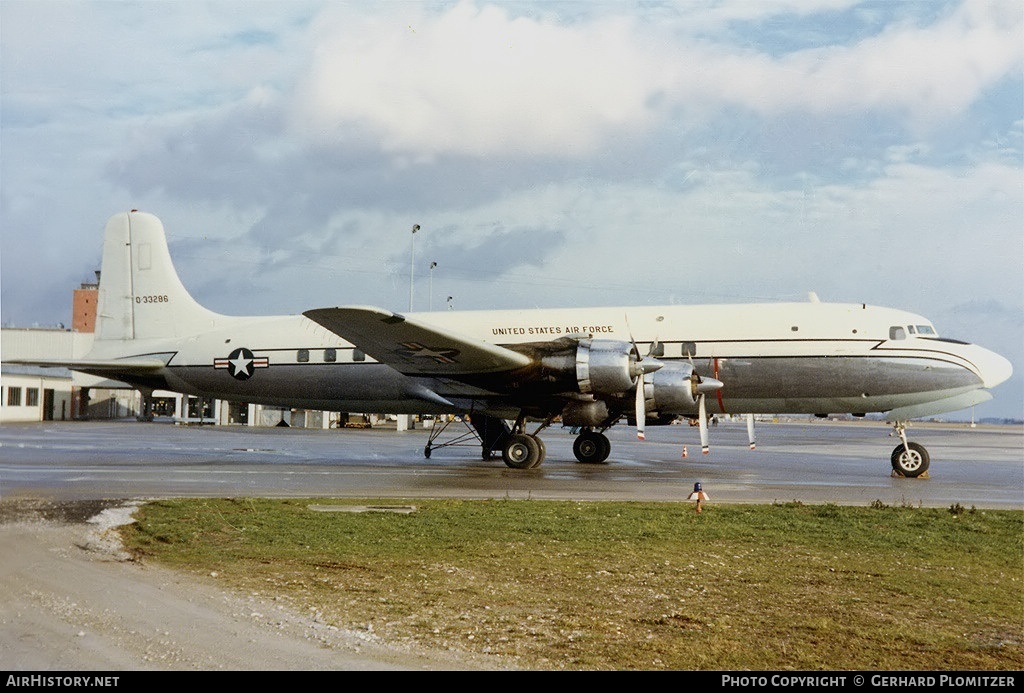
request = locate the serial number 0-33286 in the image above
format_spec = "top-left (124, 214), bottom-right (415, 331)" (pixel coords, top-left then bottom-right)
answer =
top-left (135, 295), bottom-right (170, 304)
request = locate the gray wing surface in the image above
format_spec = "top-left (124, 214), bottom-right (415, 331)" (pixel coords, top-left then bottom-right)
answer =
top-left (303, 306), bottom-right (532, 377)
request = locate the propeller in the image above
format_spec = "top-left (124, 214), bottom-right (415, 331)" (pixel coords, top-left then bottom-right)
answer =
top-left (625, 316), bottom-right (662, 441)
top-left (632, 345), bottom-right (662, 440)
top-left (684, 345), bottom-right (723, 454)
top-left (692, 372), bottom-right (726, 454)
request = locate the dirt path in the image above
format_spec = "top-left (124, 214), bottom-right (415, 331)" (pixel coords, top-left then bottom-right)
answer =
top-left (0, 499), bottom-right (498, 671)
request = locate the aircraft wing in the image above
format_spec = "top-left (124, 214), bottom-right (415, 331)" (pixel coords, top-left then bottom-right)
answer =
top-left (3, 356), bottom-right (169, 376)
top-left (303, 306), bottom-right (533, 377)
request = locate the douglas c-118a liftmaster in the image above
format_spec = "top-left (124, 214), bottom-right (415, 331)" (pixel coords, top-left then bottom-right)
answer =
top-left (14, 211), bottom-right (1013, 477)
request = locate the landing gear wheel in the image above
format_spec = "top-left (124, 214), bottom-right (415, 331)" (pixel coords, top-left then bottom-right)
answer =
top-left (891, 442), bottom-right (930, 477)
top-left (530, 435), bottom-right (546, 468)
top-left (424, 445), bottom-right (431, 459)
top-left (503, 433), bottom-right (541, 469)
top-left (573, 431), bottom-right (611, 464)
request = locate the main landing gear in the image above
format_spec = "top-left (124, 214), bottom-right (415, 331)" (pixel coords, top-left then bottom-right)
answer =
top-left (502, 432), bottom-right (546, 469)
top-left (503, 426), bottom-right (612, 468)
top-left (422, 413), bottom-right (615, 469)
top-left (423, 413), bottom-right (551, 469)
top-left (572, 429), bottom-right (611, 464)
top-left (500, 414), bottom-right (552, 469)
top-left (890, 421), bottom-right (930, 478)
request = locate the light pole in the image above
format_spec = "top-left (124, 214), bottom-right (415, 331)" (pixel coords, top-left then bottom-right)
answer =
top-left (402, 224), bottom-right (421, 434)
top-left (409, 224), bottom-right (419, 311)
top-left (429, 261), bottom-right (437, 310)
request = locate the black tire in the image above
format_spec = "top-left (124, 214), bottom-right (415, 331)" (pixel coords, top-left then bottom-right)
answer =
top-left (503, 433), bottom-right (541, 469)
top-left (423, 445), bottom-right (431, 459)
top-left (891, 442), bottom-right (930, 477)
top-left (573, 431), bottom-right (611, 464)
top-left (529, 435), bottom-right (546, 468)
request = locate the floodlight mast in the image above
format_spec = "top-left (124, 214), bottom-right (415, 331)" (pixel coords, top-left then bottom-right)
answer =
top-left (409, 224), bottom-right (420, 311)
top-left (429, 261), bottom-right (437, 310)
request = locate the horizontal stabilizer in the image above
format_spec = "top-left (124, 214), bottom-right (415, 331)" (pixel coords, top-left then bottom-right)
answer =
top-left (4, 356), bottom-right (169, 376)
top-left (886, 390), bottom-right (993, 421)
top-left (303, 306), bottom-right (532, 377)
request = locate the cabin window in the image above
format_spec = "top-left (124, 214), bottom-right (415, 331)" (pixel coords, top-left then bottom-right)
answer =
top-left (297, 349), bottom-right (309, 363)
top-left (908, 325), bottom-right (917, 334)
top-left (916, 325), bottom-right (936, 336)
top-left (647, 343), bottom-right (665, 357)
top-left (889, 326), bottom-right (906, 340)
top-left (680, 342), bottom-right (697, 358)
top-left (353, 349), bottom-right (366, 362)
top-left (324, 348), bottom-right (337, 363)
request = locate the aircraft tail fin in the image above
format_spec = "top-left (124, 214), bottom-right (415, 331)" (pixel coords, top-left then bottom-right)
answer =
top-left (95, 211), bottom-right (224, 341)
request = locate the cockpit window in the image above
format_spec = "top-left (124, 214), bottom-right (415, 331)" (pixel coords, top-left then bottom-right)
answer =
top-left (889, 324), bottom-right (938, 340)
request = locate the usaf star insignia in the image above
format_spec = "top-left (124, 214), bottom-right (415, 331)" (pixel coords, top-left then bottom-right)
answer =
top-left (395, 341), bottom-right (460, 364)
top-left (214, 347), bottom-right (269, 380)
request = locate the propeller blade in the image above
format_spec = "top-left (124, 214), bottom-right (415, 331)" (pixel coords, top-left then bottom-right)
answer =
top-left (624, 314), bottom-right (642, 368)
top-left (623, 315), bottom-right (659, 441)
top-left (746, 413), bottom-right (756, 450)
top-left (636, 376), bottom-right (646, 440)
top-left (698, 393), bottom-right (709, 454)
top-left (648, 335), bottom-right (661, 359)
top-left (625, 314), bottom-right (664, 378)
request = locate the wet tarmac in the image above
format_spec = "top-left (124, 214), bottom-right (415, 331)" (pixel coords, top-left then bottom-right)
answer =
top-left (0, 418), bottom-right (1020, 509)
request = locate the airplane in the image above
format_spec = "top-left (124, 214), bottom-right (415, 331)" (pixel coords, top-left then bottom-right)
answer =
top-left (10, 210), bottom-right (1013, 478)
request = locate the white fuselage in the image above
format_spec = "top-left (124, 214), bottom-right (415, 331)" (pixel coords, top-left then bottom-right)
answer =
top-left (85, 301), bottom-right (1010, 420)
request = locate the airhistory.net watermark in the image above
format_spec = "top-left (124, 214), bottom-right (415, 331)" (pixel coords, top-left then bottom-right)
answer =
top-left (5, 676), bottom-right (119, 688)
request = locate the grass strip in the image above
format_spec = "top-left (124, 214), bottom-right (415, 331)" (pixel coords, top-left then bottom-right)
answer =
top-left (120, 498), bottom-right (1023, 670)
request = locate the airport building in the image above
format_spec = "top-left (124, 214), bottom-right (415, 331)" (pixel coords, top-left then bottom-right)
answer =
top-left (0, 280), bottom-right (379, 428)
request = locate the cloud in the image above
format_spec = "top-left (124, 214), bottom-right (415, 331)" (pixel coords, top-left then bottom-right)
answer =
top-left (292, 2), bottom-right (670, 159)
top-left (288, 1), bottom-right (1023, 162)
top-left (1, 1), bottom-right (1021, 418)
top-left (765, 0), bottom-right (1023, 122)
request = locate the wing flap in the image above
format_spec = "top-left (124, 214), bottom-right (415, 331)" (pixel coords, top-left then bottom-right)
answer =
top-left (303, 306), bottom-right (532, 376)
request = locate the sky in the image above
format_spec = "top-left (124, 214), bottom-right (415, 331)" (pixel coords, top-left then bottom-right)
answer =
top-left (1, 0), bottom-right (1022, 420)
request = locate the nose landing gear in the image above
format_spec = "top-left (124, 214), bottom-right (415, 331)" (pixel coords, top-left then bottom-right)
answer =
top-left (890, 422), bottom-right (930, 478)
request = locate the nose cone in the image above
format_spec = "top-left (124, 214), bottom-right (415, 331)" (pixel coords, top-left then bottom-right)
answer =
top-left (639, 357), bottom-right (664, 374)
top-left (975, 346), bottom-right (1013, 389)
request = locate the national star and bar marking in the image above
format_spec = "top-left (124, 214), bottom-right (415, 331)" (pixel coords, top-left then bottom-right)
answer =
top-left (214, 347), bottom-right (269, 380)
top-left (395, 341), bottom-right (460, 364)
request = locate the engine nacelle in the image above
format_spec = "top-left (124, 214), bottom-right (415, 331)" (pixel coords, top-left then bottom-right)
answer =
top-left (561, 399), bottom-right (611, 427)
top-left (645, 361), bottom-right (699, 412)
top-left (575, 339), bottom-right (639, 395)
